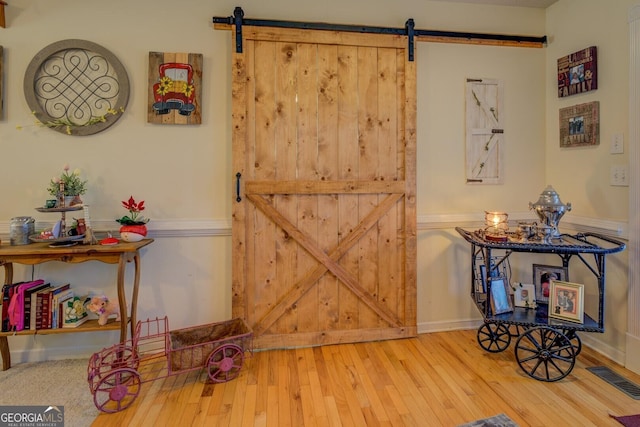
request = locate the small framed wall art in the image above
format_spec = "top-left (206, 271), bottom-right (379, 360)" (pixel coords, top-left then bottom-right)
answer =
top-left (559, 101), bottom-right (599, 148)
top-left (147, 52), bottom-right (202, 125)
top-left (557, 46), bottom-right (597, 98)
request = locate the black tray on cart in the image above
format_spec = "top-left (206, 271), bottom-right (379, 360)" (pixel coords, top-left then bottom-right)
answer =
top-left (456, 227), bottom-right (626, 255)
top-left (456, 227), bottom-right (626, 382)
top-left (487, 304), bottom-right (600, 332)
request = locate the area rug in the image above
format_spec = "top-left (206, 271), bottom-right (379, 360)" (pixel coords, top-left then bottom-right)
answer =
top-left (458, 413), bottom-right (519, 427)
top-left (611, 414), bottom-right (640, 427)
top-left (0, 358), bottom-right (98, 427)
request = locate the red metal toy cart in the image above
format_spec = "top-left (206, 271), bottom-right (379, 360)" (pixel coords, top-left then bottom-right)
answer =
top-left (87, 316), bottom-right (253, 413)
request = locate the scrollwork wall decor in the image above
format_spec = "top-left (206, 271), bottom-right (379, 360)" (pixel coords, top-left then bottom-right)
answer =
top-left (23, 39), bottom-right (130, 136)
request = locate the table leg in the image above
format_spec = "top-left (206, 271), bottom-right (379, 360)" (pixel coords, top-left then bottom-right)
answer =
top-left (116, 255), bottom-right (128, 342)
top-left (0, 336), bottom-right (10, 371)
top-left (1, 263), bottom-right (13, 370)
top-left (2, 262), bottom-right (13, 285)
top-left (130, 253), bottom-right (141, 339)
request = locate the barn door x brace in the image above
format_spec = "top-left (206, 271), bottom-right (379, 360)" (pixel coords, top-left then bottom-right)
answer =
top-left (212, 6), bottom-right (547, 61)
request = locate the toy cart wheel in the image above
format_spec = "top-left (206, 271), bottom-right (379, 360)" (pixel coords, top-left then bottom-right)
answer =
top-left (206, 343), bottom-right (245, 383)
top-left (88, 345), bottom-right (139, 392)
top-left (477, 322), bottom-right (511, 353)
top-left (87, 352), bottom-right (102, 392)
top-left (515, 326), bottom-right (576, 382)
top-left (93, 367), bottom-right (141, 413)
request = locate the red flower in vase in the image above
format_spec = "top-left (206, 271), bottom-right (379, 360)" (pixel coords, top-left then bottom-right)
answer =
top-left (116, 196), bottom-right (149, 242)
top-left (116, 196), bottom-right (149, 225)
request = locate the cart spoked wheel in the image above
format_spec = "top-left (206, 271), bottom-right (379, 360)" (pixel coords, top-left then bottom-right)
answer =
top-left (477, 322), bottom-right (511, 353)
top-left (206, 343), bottom-right (245, 383)
top-left (560, 328), bottom-right (582, 356)
top-left (93, 368), bottom-right (141, 413)
top-left (89, 345), bottom-right (139, 390)
top-left (515, 326), bottom-right (576, 382)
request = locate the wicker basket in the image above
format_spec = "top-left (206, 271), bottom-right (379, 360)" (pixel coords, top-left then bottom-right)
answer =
top-left (169, 318), bottom-right (252, 372)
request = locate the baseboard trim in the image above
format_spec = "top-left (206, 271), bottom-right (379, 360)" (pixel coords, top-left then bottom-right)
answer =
top-left (417, 319), bottom-right (483, 334)
top-left (625, 332), bottom-right (640, 374)
top-left (579, 333), bottom-right (626, 366)
top-left (8, 343), bottom-right (106, 365)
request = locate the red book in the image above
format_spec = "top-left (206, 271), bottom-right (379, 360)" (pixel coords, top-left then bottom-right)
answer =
top-left (35, 287), bottom-right (54, 329)
top-left (24, 283), bottom-right (50, 330)
top-left (38, 290), bottom-right (52, 330)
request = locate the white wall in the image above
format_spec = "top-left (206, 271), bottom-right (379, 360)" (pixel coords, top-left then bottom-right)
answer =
top-left (546, 0), bottom-right (631, 220)
top-left (0, 0), bottom-right (630, 364)
top-left (543, 0), bottom-right (633, 362)
top-left (417, 40), bottom-right (546, 328)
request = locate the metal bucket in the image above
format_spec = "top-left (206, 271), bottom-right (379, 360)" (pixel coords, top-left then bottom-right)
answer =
top-left (10, 216), bottom-right (35, 245)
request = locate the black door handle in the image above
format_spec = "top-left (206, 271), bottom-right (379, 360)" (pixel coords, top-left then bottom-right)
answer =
top-left (236, 172), bottom-right (242, 202)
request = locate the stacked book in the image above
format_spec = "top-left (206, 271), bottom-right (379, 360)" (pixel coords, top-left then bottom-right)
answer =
top-left (1, 281), bottom-right (89, 332)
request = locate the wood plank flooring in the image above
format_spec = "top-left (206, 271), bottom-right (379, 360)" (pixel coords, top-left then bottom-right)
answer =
top-left (91, 329), bottom-right (640, 426)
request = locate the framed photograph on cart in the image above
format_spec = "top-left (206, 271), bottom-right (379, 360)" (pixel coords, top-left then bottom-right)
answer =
top-left (549, 280), bottom-right (584, 323)
top-left (533, 264), bottom-right (568, 304)
top-left (490, 278), bottom-right (513, 315)
top-left (513, 283), bottom-right (536, 308)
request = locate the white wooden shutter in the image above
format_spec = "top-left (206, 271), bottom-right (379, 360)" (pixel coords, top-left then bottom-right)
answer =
top-left (465, 79), bottom-right (504, 184)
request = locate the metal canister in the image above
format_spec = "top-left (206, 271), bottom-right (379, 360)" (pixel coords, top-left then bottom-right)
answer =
top-left (9, 216), bottom-right (35, 245)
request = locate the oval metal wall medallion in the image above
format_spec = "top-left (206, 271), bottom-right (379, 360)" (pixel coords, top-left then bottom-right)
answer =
top-left (23, 39), bottom-right (130, 136)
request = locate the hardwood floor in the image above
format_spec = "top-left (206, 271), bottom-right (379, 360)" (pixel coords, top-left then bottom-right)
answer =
top-left (91, 329), bottom-right (640, 426)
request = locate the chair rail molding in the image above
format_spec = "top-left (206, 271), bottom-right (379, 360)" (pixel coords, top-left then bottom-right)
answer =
top-left (0, 218), bottom-right (232, 240)
top-left (417, 211), bottom-right (627, 238)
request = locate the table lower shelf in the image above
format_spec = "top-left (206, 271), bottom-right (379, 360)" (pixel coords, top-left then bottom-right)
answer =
top-left (0, 319), bottom-right (126, 337)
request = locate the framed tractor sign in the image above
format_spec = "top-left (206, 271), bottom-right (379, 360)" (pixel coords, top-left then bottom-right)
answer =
top-left (147, 52), bottom-right (202, 125)
top-left (153, 63), bottom-right (196, 116)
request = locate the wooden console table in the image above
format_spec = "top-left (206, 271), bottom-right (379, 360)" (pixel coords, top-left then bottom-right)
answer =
top-left (0, 239), bottom-right (153, 370)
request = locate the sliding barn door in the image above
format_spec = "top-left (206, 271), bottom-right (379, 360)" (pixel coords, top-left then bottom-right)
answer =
top-left (231, 25), bottom-right (416, 348)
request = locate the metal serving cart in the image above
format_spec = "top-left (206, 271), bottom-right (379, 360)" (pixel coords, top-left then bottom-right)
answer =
top-left (455, 227), bottom-right (626, 382)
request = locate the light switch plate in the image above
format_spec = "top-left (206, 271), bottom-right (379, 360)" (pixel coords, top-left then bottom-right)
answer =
top-left (610, 165), bottom-right (629, 186)
top-left (611, 133), bottom-right (624, 154)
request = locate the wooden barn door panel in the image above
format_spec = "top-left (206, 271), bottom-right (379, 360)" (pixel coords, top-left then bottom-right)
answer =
top-left (231, 26), bottom-right (416, 348)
